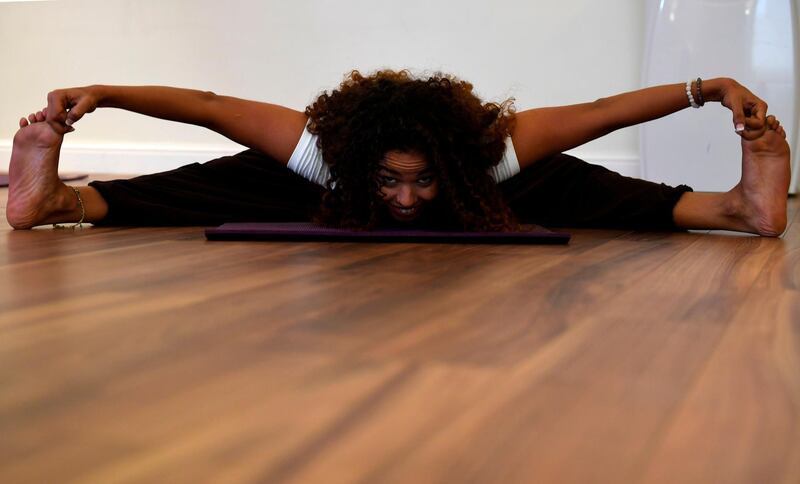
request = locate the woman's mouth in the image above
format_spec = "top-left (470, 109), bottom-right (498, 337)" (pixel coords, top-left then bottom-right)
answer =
top-left (390, 204), bottom-right (421, 219)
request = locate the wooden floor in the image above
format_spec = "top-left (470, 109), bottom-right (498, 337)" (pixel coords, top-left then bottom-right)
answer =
top-left (1, 182), bottom-right (799, 484)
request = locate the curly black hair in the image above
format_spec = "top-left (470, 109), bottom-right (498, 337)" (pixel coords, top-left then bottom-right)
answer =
top-left (305, 69), bottom-right (517, 230)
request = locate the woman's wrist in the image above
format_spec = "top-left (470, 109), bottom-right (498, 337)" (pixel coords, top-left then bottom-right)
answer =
top-left (698, 78), bottom-right (729, 103)
top-left (91, 85), bottom-right (113, 108)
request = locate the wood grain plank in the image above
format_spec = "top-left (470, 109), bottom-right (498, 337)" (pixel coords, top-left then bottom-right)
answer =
top-left (640, 289), bottom-right (800, 484)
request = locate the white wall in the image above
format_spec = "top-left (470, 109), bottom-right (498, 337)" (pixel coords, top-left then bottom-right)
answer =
top-left (0, 0), bottom-right (644, 176)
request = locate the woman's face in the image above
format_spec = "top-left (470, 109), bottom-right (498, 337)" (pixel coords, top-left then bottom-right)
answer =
top-left (378, 150), bottom-right (439, 222)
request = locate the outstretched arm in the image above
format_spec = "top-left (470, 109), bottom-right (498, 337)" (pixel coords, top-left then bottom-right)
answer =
top-left (44, 85), bottom-right (307, 164)
top-left (511, 78), bottom-right (768, 169)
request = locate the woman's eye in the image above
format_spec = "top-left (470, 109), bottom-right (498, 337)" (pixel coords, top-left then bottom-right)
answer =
top-left (381, 176), bottom-right (397, 185)
top-left (417, 177), bottom-right (433, 185)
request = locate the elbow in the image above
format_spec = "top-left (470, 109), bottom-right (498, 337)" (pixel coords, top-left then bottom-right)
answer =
top-left (201, 90), bottom-right (219, 109)
top-left (592, 96), bottom-right (612, 114)
top-left (200, 90), bottom-right (220, 129)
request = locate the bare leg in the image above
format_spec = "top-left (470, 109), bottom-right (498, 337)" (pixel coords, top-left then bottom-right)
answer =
top-left (7, 112), bottom-right (108, 229)
top-left (673, 116), bottom-right (791, 236)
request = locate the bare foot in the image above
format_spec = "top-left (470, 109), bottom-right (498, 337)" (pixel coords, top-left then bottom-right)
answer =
top-left (729, 115), bottom-right (792, 236)
top-left (7, 112), bottom-right (77, 229)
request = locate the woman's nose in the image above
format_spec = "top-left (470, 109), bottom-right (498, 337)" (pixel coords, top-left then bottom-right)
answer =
top-left (397, 185), bottom-right (417, 207)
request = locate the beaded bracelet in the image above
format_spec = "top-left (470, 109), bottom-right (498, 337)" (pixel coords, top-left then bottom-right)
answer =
top-left (52, 186), bottom-right (85, 229)
top-left (686, 79), bottom-right (700, 108)
top-left (695, 77), bottom-right (705, 106)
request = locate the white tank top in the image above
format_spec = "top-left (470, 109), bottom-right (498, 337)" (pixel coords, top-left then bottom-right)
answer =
top-left (287, 126), bottom-right (521, 186)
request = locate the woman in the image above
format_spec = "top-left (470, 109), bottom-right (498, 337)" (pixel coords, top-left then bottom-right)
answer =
top-left (6, 70), bottom-right (792, 235)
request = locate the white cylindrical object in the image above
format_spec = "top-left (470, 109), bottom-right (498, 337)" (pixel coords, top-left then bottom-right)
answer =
top-left (641, 0), bottom-right (799, 194)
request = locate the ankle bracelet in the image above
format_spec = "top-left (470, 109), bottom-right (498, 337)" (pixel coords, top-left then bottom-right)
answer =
top-left (52, 186), bottom-right (85, 229)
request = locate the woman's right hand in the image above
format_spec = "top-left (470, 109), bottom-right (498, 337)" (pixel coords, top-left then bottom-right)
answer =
top-left (45, 86), bottom-right (100, 133)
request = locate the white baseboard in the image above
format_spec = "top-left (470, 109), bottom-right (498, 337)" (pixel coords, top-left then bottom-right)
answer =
top-left (0, 141), bottom-right (642, 179)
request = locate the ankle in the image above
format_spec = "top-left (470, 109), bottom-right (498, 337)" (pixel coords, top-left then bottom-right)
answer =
top-left (41, 184), bottom-right (82, 225)
top-left (53, 184), bottom-right (79, 214)
top-left (721, 185), bottom-right (747, 221)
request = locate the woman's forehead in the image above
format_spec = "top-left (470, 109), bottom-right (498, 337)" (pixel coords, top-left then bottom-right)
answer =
top-left (379, 150), bottom-right (430, 173)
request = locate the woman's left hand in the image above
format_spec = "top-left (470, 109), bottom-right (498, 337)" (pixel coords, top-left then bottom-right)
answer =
top-left (709, 78), bottom-right (768, 140)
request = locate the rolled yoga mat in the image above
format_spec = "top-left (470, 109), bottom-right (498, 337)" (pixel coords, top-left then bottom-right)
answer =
top-left (205, 222), bottom-right (571, 244)
top-left (0, 173), bottom-right (88, 187)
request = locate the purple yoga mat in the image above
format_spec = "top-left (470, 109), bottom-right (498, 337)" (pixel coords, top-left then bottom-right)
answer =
top-left (0, 173), bottom-right (88, 187)
top-left (205, 222), bottom-right (571, 244)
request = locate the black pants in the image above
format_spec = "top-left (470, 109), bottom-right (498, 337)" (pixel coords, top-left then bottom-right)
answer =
top-left (89, 150), bottom-right (692, 230)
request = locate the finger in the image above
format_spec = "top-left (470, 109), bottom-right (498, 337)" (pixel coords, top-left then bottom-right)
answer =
top-left (754, 99), bottom-right (768, 125)
top-left (746, 99), bottom-right (768, 128)
top-left (740, 118), bottom-right (767, 140)
top-left (730, 96), bottom-right (747, 133)
top-left (46, 90), bottom-right (71, 125)
top-left (745, 116), bottom-right (764, 130)
top-left (65, 97), bottom-right (93, 126)
top-left (742, 112), bottom-right (767, 139)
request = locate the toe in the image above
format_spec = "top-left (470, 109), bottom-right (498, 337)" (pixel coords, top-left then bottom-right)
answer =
top-left (766, 115), bottom-right (776, 129)
top-left (35, 111), bottom-right (45, 123)
top-left (19, 117), bottom-right (29, 128)
top-left (27, 113), bottom-right (37, 124)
